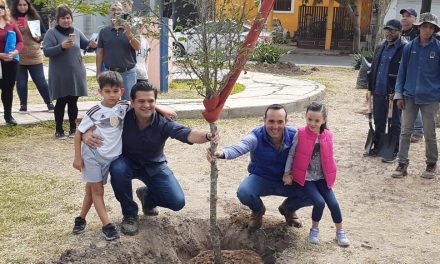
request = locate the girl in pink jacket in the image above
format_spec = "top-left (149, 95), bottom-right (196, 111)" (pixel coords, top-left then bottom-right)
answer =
top-left (283, 102), bottom-right (350, 247)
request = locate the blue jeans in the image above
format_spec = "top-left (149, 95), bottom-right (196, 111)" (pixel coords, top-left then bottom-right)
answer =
top-left (236, 174), bottom-right (312, 214)
top-left (16, 64), bottom-right (51, 106)
top-left (120, 67), bottom-right (137, 100)
top-left (304, 179), bottom-right (342, 223)
top-left (398, 97), bottom-right (439, 165)
top-left (413, 111), bottom-right (424, 136)
top-left (109, 156), bottom-right (185, 217)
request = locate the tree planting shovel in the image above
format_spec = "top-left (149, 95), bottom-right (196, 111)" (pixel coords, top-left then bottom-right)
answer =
top-left (377, 100), bottom-right (398, 160)
top-left (364, 91), bottom-right (374, 155)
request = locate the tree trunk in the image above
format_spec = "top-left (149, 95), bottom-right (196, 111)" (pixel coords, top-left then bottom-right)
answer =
top-left (421, 0), bottom-right (432, 13)
top-left (209, 122), bottom-right (223, 264)
top-left (346, 3), bottom-right (361, 52)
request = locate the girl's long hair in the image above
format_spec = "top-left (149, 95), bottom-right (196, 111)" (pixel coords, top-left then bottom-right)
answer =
top-left (306, 102), bottom-right (328, 134)
top-left (11, 0), bottom-right (41, 20)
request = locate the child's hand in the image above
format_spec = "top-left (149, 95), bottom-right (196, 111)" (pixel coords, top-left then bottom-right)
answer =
top-left (283, 173), bottom-right (293, 185)
top-left (73, 158), bottom-right (84, 172)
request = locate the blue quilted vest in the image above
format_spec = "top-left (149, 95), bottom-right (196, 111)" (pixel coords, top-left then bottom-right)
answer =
top-left (247, 125), bottom-right (297, 182)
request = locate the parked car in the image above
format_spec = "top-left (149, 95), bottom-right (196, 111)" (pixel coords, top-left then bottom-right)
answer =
top-left (172, 21), bottom-right (272, 56)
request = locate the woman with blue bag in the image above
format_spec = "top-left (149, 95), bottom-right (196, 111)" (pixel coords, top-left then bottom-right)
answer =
top-left (0, 0), bottom-right (23, 125)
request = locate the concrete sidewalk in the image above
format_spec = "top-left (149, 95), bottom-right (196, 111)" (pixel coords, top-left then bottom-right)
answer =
top-left (0, 71), bottom-right (325, 126)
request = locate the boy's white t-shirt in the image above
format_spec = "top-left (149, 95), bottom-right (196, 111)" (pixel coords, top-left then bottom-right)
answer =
top-left (78, 100), bottom-right (130, 158)
top-left (135, 36), bottom-right (149, 80)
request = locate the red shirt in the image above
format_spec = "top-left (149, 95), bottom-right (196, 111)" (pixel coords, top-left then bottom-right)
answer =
top-left (0, 22), bottom-right (24, 53)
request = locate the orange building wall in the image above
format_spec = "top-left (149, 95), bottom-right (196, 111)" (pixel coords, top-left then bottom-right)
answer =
top-left (238, 0), bottom-right (368, 38)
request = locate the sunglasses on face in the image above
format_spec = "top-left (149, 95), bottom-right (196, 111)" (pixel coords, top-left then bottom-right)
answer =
top-left (384, 28), bottom-right (398, 33)
top-left (0, 6), bottom-right (6, 10)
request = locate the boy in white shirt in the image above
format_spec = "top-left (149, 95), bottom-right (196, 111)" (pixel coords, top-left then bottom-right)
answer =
top-left (72, 71), bottom-right (128, 240)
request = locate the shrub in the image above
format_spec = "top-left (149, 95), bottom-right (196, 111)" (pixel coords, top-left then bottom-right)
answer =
top-left (250, 42), bottom-right (284, 64)
top-left (353, 50), bottom-right (373, 70)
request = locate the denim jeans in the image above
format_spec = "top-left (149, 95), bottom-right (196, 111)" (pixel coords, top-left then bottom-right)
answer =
top-left (413, 110), bottom-right (424, 136)
top-left (16, 64), bottom-right (51, 106)
top-left (304, 179), bottom-right (342, 223)
top-left (398, 97), bottom-right (439, 165)
top-left (109, 156), bottom-right (185, 217)
top-left (236, 174), bottom-right (312, 214)
top-left (120, 67), bottom-right (137, 100)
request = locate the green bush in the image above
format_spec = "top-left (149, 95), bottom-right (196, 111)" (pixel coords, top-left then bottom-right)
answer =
top-left (353, 50), bottom-right (374, 70)
top-left (250, 42), bottom-right (284, 64)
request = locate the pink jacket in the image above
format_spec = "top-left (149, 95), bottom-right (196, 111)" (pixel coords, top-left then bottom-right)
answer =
top-left (291, 127), bottom-right (337, 188)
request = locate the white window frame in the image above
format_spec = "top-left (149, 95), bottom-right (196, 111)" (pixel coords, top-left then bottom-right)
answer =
top-left (273, 0), bottom-right (295, 14)
top-left (258, 0), bottom-right (295, 14)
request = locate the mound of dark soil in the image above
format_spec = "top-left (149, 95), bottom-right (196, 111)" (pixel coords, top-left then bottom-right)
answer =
top-left (46, 213), bottom-right (299, 264)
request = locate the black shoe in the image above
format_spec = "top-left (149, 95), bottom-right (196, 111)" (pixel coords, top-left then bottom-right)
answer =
top-left (19, 105), bottom-right (27, 112)
top-left (55, 131), bottom-right (67, 140)
top-left (120, 216), bottom-right (139, 235)
top-left (366, 148), bottom-right (379, 157)
top-left (4, 116), bottom-right (17, 126)
top-left (392, 163), bottom-right (408, 178)
top-left (382, 153), bottom-right (397, 163)
top-left (102, 223), bottom-right (120, 241)
top-left (72, 216), bottom-right (86, 234)
top-left (136, 187), bottom-right (159, 216)
top-left (47, 103), bottom-right (54, 112)
top-left (68, 129), bottom-right (76, 138)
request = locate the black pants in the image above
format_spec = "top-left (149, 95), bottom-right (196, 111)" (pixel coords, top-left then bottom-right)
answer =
top-left (54, 95), bottom-right (78, 133)
top-left (0, 61), bottom-right (18, 119)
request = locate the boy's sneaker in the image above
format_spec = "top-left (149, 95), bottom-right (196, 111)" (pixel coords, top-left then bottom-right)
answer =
top-left (136, 187), bottom-right (159, 216)
top-left (335, 229), bottom-right (350, 247)
top-left (308, 228), bottom-right (319, 244)
top-left (47, 103), bottom-right (55, 113)
top-left (55, 131), bottom-right (67, 140)
top-left (391, 163), bottom-right (408, 178)
top-left (72, 216), bottom-right (86, 234)
top-left (120, 215), bottom-right (139, 235)
top-left (421, 163), bottom-right (437, 179)
top-left (19, 105), bottom-right (27, 113)
top-left (102, 223), bottom-right (120, 241)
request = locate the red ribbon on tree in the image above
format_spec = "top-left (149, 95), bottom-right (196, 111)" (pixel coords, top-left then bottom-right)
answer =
top-left (202, 0), bottom-right (275, 123)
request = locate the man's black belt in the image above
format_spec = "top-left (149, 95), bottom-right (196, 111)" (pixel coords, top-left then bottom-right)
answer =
top-left (107, 66), bottom-right (134, 73)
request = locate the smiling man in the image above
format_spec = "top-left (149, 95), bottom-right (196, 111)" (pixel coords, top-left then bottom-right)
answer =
top-left (85, 81), bottom-right (215, 235)
top-left (208, 104), bottom-right (312, 232)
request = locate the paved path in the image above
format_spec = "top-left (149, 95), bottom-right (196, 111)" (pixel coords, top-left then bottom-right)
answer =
top-left (1, 70), bottom-right (324, 126)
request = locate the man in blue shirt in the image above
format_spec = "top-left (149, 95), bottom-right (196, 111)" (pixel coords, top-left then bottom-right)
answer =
top-left (208, 104), bottom-right (312, 232)
top-left (393, 13), bottom-right (440, 179)
top-left (367, 19), bottom-right (407, 162)
top-left (84, 81), bottom-right (215, 235)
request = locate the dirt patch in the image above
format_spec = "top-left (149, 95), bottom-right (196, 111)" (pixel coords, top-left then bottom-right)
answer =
top-left (244, 62), bottom-right (314, 76)
top-left (45, 214), bottom-right (295, 264)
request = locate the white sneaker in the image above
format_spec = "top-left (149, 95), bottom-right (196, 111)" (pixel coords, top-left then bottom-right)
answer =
top-left (335, 229), bottom-right (350, 247)
top-left (308, 228), bottom-right (319, 244)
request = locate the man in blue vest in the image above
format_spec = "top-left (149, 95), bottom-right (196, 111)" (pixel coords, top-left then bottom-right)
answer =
top-left (208, 104), bottom-right (312, 231)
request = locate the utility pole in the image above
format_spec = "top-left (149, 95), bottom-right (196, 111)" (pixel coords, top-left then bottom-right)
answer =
top-left (420, 0), bottom-right (432, 13)
top-left (159, 0), bottom-right (169, 93)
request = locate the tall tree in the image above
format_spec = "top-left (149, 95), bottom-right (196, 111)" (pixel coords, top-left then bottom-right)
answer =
top-left (421, 0), bottom-right (432, 13)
